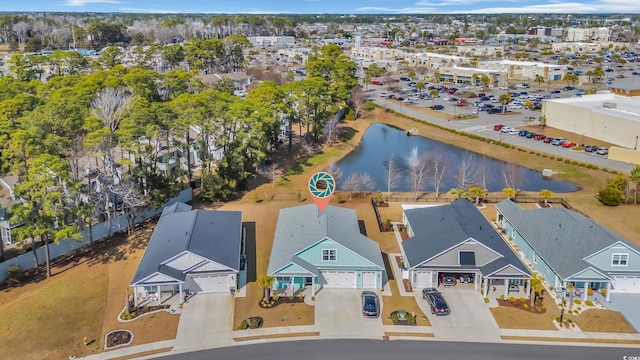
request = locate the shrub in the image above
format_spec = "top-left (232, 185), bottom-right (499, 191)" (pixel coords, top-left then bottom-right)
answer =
top-left (586, 163), bottom-right (594, 169)
top-left (542, 154), bottom-right (548, 158)
top-left (587, 288), bottom-right (594, 296)
top-left (585, 300), bottom-right (593, 306)
top-left (600, 289), bottom-right (607, 296)
top-left (536, 152), bottom-right (541, 156)
top-left (273, 294), bottom-right (280, 300)
top-left (519, 297), bottom-right (527, 303)
top-left (567, 319), bottom-right (573, 323)
top-left (250, 318), bottom-right (262, 328)
top-left (564, 159), bottom-right (571, 164)
top-left (602, 168), bottom-right (609, 173)
top-left (523, 304), bottom-right (528, 308)
top-left (337, 194), bottom-right (345, 203)
top-left (391, 313), bottom-right (399, 323)
top-left (508, 296), bottom-right (516, 303)
top-left (499, 295), bottom-right (505, 300)
top-left (571, 161), bottom-right (578, 165)
top-left (6, 264), bottom-right (24, 286)
top-left (288, 295), bottom-right (294, 300)
top-left (407, 313), bottom-right (416, 325)
top-left (549, 156), bottom-right (555, 160)
top-left (555, 316), bottom-right (562, 323)
top-left (529, 150), bottom-right (535, 154)
top-left (238, 320), bottom-right (248, 330)
top-left (143, 305), bottom-right (150, 312)
top-left (579, 162), bottom-right (586, 167)
top-left (484, 297), bottom-right (490, 303)
top-left (363, 101), bottom-right (377, 111)
top-left (573, 299), bottom-right (581, 305)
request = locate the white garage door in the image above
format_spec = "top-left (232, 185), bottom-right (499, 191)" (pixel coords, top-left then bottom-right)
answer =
top-left (361, 272), bottom-right (377, 289)
top-left (322, 271), bottom-right (356, 288)
top-left (415, 271), bottom-right (433, 289)
top-left (191, 275), bottom-right (229, 293)
top-left (611, 277), bottom-right (640, 293)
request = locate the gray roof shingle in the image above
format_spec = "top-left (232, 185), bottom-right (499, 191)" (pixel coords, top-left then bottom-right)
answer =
top-left (267, 204), bottom-right (384, 275)
top-left (403, 199), bottom-right (530, 277)
top-left (496, 199), bottom-right (637, 279)
top-left (131, 204), bottom-right (242, 285)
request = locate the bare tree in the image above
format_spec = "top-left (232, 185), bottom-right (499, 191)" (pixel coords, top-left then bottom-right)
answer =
top-left (502, 162), bottom-right (524, 192)
top-left (324, 162), bottom-right (343, 183)
top-left (408, 155), bottom-right (430, 201)
top-left (430, 151), bottom-right (447, 199)
top-left (479, 155), bottom-right (488, 193)
top-left (110, 182), bottom-right (148, 235)
top-left (384, 155), bottom-right (404, 197)
top-left (455, 151), bottom-right (478, 189)
top-left (359, 173), bottom-right (375, 196)
top-left (349, 85), bottom-right (367, 119)
top-left (12, 21), bottom-right (30, 46)
top-left (266, 162), bottom-right (280, 188)
top-left (342, 173), bottom-right (361, 200)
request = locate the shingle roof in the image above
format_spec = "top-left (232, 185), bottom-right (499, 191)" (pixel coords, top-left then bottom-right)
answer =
top-left (131, 204), bottom-right (242, 285)
top-left (496, 199), bottom-right (637, 279)
top-left (403, 199), bottom-right (529, 276)
top-left (267, 204), bottom-right (384, 275)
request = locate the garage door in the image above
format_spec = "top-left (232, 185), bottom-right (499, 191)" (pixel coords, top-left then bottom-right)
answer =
top-left (321, 271), bottom-right (356, 288)
top-left (612, 277), bottom-right (640, 293)
top-left (361, 272), bottom-right (377, 289)
top-left (415, 271), bottom-right (433, 289)
top-left (190, 275), bottom-right (229, 293)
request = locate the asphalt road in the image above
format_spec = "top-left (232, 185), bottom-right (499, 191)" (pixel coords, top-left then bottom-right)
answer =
top-left (369, 91), bottom-right (634, 174)
top-left (157, 339), bottom-right (640, 360)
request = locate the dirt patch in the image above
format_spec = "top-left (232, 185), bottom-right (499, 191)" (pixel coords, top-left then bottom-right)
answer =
top-left (490, 291), bottom-right (559, 330)
top-left (497, 298), bottom-right (547, 314)
top-left (233, 285), bottom-right (314, 329)
top-left (566, 308), bottom-right (637, 333)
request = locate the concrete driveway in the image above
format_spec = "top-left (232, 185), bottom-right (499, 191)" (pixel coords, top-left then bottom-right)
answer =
top-left (173, 293), bottom-right (234, 351)
top-left (592, 292), bottom-right (640, 332)
top-left (315, 289), bottom-right (384, 338)
top-left (415, 286), bottom-right (500, 342)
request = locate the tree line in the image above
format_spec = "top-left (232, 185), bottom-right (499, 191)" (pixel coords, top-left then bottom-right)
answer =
top-left (0, 43), bottom-right (356, 279)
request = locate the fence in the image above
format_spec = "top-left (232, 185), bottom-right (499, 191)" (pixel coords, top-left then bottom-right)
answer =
top-left (370, 198), bottom-right (385, 232)
top-left (0, 188), bottom-right (193, 281)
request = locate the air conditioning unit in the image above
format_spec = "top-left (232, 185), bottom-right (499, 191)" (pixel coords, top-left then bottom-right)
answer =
top-left (602, 102), bottom-right (617, 109)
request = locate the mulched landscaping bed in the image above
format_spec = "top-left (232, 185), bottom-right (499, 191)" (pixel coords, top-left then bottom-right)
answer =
top-left (105, 330), bottom-right (133, 349)
top-left (389, 310), bottom-right (417, 325)
top-left (498, 298), bottom-right (547, 314)
top-left (237, 317), bottom-right (264, 330)
top-left (259, 295), bottom-right (305, 308)
top-left (121, 304), bottom-right (170, 320)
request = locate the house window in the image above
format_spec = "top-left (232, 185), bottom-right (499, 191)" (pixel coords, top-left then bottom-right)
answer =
top-left (322, 249), bottom-right (336, 262)
top-left (612, 253), bottom-right (628, 267)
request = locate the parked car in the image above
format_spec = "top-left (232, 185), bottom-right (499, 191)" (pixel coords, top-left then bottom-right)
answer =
top-left (425, 292), bottom-right (451, 316)
top-left (550, 90), bottom-right (561, 94)
top-left (371, 80), bottom-right (382, 85)
top-left (551, 137), bottom-right (566, 146)
top-left (422, 288), bottom-right (440, 300)
top-left (563, 86), bottom-right (574, 91)
top-left (494, 124), bottom-right (504, 131)
top-left (562, 141), bottom-right (577, 148)
top-left (596, 147), bottom-right (609, 155)
top-left (533, 133), bottom-right (546, 140)
top-left (584, 145), bottom-right (598, 152)
top-left (501, 126), bottom-right (514, 133)
top-left (518, 130), bottom-right (531, 137)
top-left (399, 76), bottom-right (411, 81)
top-left (543, 137), bottom-right (554, 143)
top-left (458, 274), bottom-right (473, 284)
top-left (361, 291), bottom-right (379, 318)
top-left (456, 101), bottom-right (468, 107)
top-left (508, 128), bottom-right (519, 135)
top-left (430, 104), bottom-right (444, 110)
top-left (441, 274), bottom-right (457, 286)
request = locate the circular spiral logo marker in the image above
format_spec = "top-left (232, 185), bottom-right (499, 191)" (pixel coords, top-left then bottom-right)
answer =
top-left (308, 172), bottom-right (335, 211)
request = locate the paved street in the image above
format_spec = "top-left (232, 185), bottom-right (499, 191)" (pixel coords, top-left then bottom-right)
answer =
top-left (369, 90), bottom-right (635, 174)
top-left (157, 339), bottom-right (640, 360)
top-left (173, 293), bottom-right (234, 351)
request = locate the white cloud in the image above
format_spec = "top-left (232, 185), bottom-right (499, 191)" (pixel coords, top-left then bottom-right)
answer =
top-left (356, 6), bottom-right (437, 13)
top-left (66, 0), bottom-right (123, 6)
top-left (358, 0), bottom-right (640, 13)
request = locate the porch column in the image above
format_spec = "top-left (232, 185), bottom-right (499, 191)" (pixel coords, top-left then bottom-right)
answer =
top-left (157, 286), bottom-right (161, 305)
top-left (179, 283), bottom-right (183, 304)
top-left (605, 282), bottom-right (611, 302)
top-left (133, 287), bottom-right (139, 307)
top-left (483, 278), bottom-right (488, 298)
top-left (525, 279), bottom-right (530, 299)
top-left (312, 276), bottom-right (315, 296)
top-left (474, 272), bottom-right (480, 290)
top-left (504, 279), bottom-right (509, 298)
top-left (583, 282), bottom-right (588, 302)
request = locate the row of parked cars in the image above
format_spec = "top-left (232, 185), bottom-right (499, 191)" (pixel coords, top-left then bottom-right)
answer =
top-left (493, 124), bottom-right (609, 154)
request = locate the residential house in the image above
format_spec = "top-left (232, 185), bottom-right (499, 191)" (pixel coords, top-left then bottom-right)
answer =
top-left (495, 199), bottom-right (640, 302)
top-left (402, 200), bottom-right (531, 298)
top-left (0, 176), bottom-right (22, 246)
top-left (199, 72), bottom-right (254, 91)
top-left (267, 205), bottom-right (385, 296)
top-left (130, 202), bottom-right (243, 306)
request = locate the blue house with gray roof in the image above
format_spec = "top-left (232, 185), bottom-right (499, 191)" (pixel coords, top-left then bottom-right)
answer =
top-left (130, 202), bottom-right (243, 306)
top-left (267, 205), bottom-right (385, 296)
top-left (402, 200), bottom-right (531, 298)
top-left (496, 199), bottom-right (640, 302)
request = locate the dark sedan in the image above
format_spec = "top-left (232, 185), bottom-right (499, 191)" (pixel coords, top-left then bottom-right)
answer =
top-left (425, 292), bottom-right (450, 316)
top-left (585, 145), bottom-right (598, 152)
top-left (430, 104), bottom-right (444, 110)
top-left (361, 291), bottom-right (379, 318)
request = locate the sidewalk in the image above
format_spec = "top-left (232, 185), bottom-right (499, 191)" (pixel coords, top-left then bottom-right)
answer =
top-left (77, 340), bottom-right (174, 360)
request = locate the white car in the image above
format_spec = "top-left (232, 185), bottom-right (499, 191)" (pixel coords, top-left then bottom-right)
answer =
top-left (508, 129), bottom-right (519, 135)
top-left (490, 97), bottom-right (499, 103)
top-left (509, 104), bottom-right (523, 109)
top-left (501, 126), bottom-right (514, 133)
top-left (499, 86), bottom-right (509, 90)
top-left (379, 93), bottom-right (388, 98)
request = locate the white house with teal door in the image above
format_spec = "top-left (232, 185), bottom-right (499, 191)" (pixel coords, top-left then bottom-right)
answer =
top-left (496, 199), bottom-right (640, 302)
top-left (267, 205), bottom-right (385, 296)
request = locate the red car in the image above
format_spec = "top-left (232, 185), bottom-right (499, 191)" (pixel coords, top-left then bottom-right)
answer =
top-left (477, 93), bottom-right (486, 97)
top-left (533, 133), bottom-right (546, 140)
top-left (543, 137), bottom-right (553, 143)
top-left (371, 80), bottom-right (382, 85)
top-left (467, 93), bottom-right (477, 98)
top-left (494, 124), bottom-right (504, 131)
top-left (456, 101), bottom-right (468, 107)
top-left (562, 141), bottom-right (577, 148)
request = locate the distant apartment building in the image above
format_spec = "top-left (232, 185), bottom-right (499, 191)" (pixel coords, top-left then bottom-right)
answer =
top-left (527, 26), bottom-right (563, 37)
top-left (404, 52), bottom-right (466, 70)
top-left (350, 46), bottom-right (404, 61)
top-left (566, 27), bottom-right (611, 42)
top-left (456, 45), bottom-right (504, 58)
top-left (248, 36), bottom-right (295, 47)
top-left (277, 48), bottom-right (311, 64)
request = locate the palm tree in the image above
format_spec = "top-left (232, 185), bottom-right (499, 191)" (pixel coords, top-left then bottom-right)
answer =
top-left (256, 275), bottom-right (275, 300)
top-left (585, 70), bottom-right (594, 83)
top-left (523, 101), bottom-right (534, 110)
top-left (433, 71), bottom-right (441, 83)
top-left (535, 75), bottom-right (544, 87)
top-left (538, 114), bottom-right (547, 129)
top-left (529, 274), bottom-right (544, 307)
top-left (539, 189), bottom-right (553, 207)
top-left (502, 187), bottom-right (516, 200)
top-left (448, 188), bottom-right (469, 201)
top-left (567, 283), bottom-right (575, 310)
top-left (498, 93), bottom-right (511, 113)
top-left (469, 187), bottom-right (487, 205)
top-left (557, 57), bottom-right (569, 65)
top-left (415, 81), bottom-right (425, 92)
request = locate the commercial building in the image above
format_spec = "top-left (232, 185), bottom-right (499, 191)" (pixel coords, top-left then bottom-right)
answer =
top-left (404, 52), bottom-right (466, 70)
top-left (248, 36), bottom-right (295, 47)
top-left (480, 60), bottom-right (567, 82)
top-left (277, 48), bottom-right (311, 65)
top-left (552, 42), bottom-right (602, 54)
top-left (436, 66), bottom-right (507, 87)
top-left (566, 27), bottom-right (611, 42)
top-left (350, 46), bottom-right (403, 60)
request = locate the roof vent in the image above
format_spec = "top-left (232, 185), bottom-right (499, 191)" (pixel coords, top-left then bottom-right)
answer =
top-left (602, 102), bottom-right (617, 109)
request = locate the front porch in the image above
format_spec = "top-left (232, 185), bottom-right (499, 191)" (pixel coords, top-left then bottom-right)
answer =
top-left (482, 277), bottom-right (531, 300)
top-left (133, 284), bottom-right (185, 307)
top-left (273, 276), bottom-right (318, 297)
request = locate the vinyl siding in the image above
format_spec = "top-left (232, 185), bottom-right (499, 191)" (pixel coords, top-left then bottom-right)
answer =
top-left (424, 241), bottom-right (500, 267)
top-left (297, 238), bottom-right (379, 269)
top-left (585, 244), bottom-right (640, 273)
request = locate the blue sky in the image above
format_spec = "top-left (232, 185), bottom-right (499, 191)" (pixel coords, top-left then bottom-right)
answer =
top-left (4, 0), bottom-right (640, 14)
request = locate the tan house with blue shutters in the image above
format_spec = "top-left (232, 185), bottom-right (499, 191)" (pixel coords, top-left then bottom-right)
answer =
top-left (267, 205), bottom-right (385, 296)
